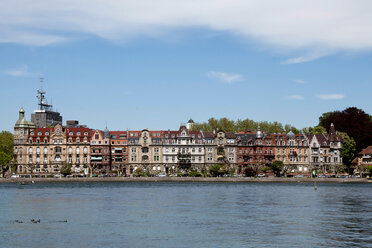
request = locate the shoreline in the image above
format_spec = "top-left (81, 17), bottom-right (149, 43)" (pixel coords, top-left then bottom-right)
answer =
top-left (0, 177), bottom-right (370, 183)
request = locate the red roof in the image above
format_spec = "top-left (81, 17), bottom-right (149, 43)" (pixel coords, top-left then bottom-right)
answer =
top-left (358, 145), bottom-right (372, 155)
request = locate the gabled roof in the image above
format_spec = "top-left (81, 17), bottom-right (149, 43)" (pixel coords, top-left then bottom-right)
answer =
top-left (203, 131), bottom-right (215, 138)
top-left (358, 145), bottom-right (372, 155)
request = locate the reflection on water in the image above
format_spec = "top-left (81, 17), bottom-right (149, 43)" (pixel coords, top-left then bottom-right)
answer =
top-left (0, 182), bottom-right (371, 248)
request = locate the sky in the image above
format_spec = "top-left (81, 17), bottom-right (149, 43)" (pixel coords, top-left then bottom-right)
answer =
top-left (1, 0), bottom-right (372, 132)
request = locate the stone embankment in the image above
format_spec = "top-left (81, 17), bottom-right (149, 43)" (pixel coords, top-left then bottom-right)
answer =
top-left (0, 177), bottom-right (370, 183)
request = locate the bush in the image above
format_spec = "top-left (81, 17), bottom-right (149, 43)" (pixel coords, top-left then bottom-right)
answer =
top-left (189, 170), bottom-right (202, 177)
top-left (60, 163), bottom-right (72, 177)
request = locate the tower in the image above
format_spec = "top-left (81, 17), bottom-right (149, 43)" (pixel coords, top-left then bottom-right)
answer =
top-left (187, 118), bottom-right (194, 130)
top-left (31, 78), bottom-right (63, 128)
top-left (14, 107), bottom-right (35, 145)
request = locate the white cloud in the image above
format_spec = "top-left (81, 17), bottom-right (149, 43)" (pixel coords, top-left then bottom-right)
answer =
top-left (294, 79), bottom-right (305, 84)
top-left (316, 94), bottom-right (344, 100)
top-left (2, 65), bottom-right (32, 77)
top-left (1, 1), bottom-right (372, 62)
top-left (289, 95), bottom-right (304, 100)
top-left (206, 71), bottom-right (242, 84)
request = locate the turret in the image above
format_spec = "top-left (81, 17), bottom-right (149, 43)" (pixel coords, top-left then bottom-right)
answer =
top-left (256, 125), bottom-right (263, 139)
top-left (187, 118), bottom-right (194, 130)
top-left (14, 107), bottom-right (35, 144)
top-left (103, 126), bottom-right (110, 139)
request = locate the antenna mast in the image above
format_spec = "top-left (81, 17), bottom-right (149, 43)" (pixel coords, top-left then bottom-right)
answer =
top-left (37, 77), bottom-right (52, 111)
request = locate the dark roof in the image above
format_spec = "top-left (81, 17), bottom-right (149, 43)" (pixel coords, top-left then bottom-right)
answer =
top-left (328, 123), bottom-right (340, 141)
top-left (225, 132), bottom-right (236, 139)
top-left (203, 132), bottom-right (215, 138)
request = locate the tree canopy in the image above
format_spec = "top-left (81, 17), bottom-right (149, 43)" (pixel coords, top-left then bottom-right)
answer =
top-left (191, 117), bottom-right (297, 133)
top-left (337, 131), bottom-right (356, 172)
top-left (0, 131), bottom-right (14, 177)
top-left (318, 107), bottom-right (372, 152)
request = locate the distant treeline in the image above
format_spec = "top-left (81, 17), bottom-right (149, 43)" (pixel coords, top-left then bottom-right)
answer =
top-left (190, 117), bottom-right (316, 134)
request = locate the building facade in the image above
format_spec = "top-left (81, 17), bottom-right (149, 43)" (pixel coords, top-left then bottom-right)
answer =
top-left (13, 107), bottom-right (343, 176)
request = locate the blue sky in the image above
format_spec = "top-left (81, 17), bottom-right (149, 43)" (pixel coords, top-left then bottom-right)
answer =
top-left (1, 1), bottom-right (371, 132)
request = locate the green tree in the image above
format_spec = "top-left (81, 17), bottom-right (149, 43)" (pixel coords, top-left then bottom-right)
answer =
top-left (304, 126), bottom-right (327, 134)
top-left (191, 117), bottom-right (294, 133)
top-left (0, 131), bottom-right (14, 177)
top-left (365, 166), bottom-right (372, 177)
top-left (209, 164), bottom-right (222, 177)
top-left (337, 131), bottom-right (356, 174)
top-left (60, 163), bottom-right (72, 177)
top-left (270, 160), bottom-right (283, 176)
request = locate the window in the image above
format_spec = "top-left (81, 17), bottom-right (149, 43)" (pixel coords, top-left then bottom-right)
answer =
top-left (132, 148), bottom-right (136, 153)
top-left (69, 132), bottom-right (73, 135)
top-left (77, 132), bottom-right (81, 136)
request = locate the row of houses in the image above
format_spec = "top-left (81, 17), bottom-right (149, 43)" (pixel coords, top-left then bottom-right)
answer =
top-left (13, 108), bottom-right (343, 176)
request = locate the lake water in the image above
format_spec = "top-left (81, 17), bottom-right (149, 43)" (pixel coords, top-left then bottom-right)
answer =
top-left (0, 182), bottom-right (371, 248)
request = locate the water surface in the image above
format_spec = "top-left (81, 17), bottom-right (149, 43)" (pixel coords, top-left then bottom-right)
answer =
top-left (0, 182), bottom-right (371, 247)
